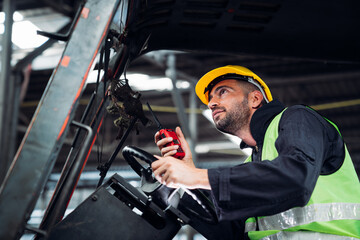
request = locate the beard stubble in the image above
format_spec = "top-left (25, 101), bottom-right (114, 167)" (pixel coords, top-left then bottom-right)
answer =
top-left (214, 97), bottom-right (251, 135)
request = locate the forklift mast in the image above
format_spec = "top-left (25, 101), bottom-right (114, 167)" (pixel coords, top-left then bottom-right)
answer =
top-left (0, 0), bottom-right (126, 238)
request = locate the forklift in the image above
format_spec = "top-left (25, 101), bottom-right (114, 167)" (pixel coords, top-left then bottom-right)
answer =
top-left (0, 0), bottom-right (220, 239)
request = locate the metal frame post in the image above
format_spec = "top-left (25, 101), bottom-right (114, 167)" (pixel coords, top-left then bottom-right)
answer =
top-left (188, 82), bottom-right (198, 163)
top-left (166, 53), bottom-right (197, 162)
top-left (166, 54), bottom-right (190, 136)
top-left (0, 0), bottom-right (121, 238)
top-left (0, 0), bottom-right (15, 185)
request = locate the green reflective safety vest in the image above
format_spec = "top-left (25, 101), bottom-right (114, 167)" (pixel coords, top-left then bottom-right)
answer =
top-left (244, 109), bottom-right (360, 240)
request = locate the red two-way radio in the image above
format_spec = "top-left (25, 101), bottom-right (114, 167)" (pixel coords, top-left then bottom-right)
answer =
top-left (147, 102), bottom-right (185, 159)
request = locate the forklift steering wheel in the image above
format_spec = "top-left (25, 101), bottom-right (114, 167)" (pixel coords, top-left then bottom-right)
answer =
top-left (122, 145), bottom-right (218, 224)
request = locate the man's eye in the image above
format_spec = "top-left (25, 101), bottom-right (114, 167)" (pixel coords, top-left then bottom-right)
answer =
top-left (219, 89), bottom-right (227, 95)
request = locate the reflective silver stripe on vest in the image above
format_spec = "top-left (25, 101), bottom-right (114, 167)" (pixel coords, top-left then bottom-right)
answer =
top-left (261, 231), bottom-right (360, 240)
top-left (258, 202), bottom-right (360, 231)
top-left (245, 221), bottom-right (257, 232)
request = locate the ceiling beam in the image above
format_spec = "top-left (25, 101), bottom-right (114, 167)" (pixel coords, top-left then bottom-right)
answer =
top-left (267, 71), bottom-right (360, 86)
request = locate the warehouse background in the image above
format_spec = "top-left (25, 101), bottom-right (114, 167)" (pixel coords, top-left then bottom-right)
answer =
top-left (0, 0), bottom-right (359, 239)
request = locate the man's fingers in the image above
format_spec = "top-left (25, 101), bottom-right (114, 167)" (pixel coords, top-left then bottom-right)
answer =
top-left (175, 126), bottom-right (183, 138)
top-left (161, 144), bottom-right (178, 155)
top-left (152, 156), bottom-right (173, 185)
top-left (152, 164), bottom-right (165, 179)
top-left (156, 137), bottom-right (173, 148)
top-left (154, 131), bottom-right (160, 143)
top-left (151, 155), bottom-right (163, 169)
top-left (175, 127), bottom-right (187, 146)
top-left (164, 149), bottom-right (178, 157)
top-left (175, 126), bottom-right (193, 161)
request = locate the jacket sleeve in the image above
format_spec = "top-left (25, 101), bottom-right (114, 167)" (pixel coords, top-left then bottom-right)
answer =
top-left (178, 191), bottom-right (245, 240)
top-left (208, 106), bottom-right (343, 221)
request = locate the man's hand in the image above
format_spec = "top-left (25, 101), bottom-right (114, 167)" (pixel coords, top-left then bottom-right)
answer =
top-left (153, 126), bottom-right (210, 189)
top-left (151, 155), bottom-right (210, 190)
top-left (155, 126), bottom-right (194, 167)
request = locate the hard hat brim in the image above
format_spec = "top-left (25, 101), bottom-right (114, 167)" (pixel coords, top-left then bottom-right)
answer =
top-left (195, 65), bottom-right (273, 105)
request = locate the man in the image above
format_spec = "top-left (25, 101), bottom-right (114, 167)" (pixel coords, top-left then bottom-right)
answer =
top-left (151, 65), bottom-right (360, 239)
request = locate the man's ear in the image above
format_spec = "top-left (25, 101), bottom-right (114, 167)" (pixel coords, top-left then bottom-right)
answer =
top-left (249, 90), bottom-right (264, 109)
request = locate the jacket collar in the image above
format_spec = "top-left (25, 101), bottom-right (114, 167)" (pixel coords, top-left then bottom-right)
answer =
top-left (240, 99), bottom-right (285, 149)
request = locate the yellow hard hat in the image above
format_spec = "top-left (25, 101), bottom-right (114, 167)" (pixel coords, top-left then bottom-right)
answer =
top-left (195, 65), bottom-right (273, 105)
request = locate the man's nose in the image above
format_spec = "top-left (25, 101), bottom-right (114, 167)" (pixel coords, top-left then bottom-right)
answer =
top-left (208, 98), bottom-right (218, 109)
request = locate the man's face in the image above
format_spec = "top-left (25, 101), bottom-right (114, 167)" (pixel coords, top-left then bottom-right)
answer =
top-left (208, 80), bottom-right (251, 135)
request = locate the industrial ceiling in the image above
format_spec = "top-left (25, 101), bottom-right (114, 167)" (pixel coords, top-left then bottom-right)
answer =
top-left (5, 0), bottom-right (359, 176)
top-left (0, 0), bottom-right (360, 239)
